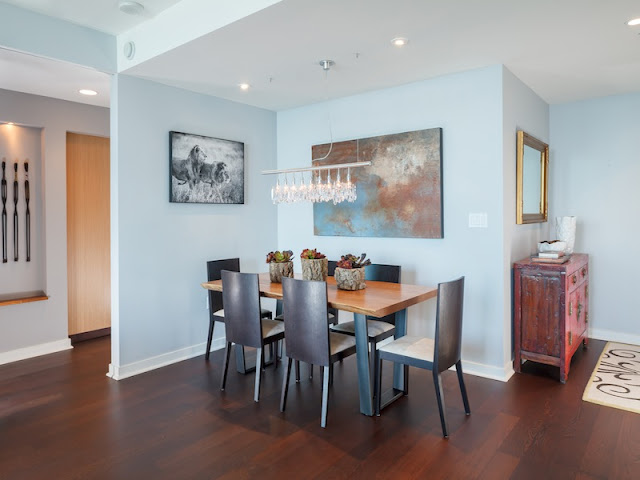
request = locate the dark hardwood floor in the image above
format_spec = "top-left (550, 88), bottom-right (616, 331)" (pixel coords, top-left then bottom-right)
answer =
top-left (1, 338), bottom-right (638, 479)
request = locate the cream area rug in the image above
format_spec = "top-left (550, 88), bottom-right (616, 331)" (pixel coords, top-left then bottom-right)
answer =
top-left (583, 342), bottom-right (640, 414)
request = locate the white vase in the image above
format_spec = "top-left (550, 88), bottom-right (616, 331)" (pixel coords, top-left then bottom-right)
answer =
top-left (555, 216), bottom-right (577, 254)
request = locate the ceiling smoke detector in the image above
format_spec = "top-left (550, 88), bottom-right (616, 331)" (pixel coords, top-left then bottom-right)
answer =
top-left (118, 1), bottom-right (145, 16)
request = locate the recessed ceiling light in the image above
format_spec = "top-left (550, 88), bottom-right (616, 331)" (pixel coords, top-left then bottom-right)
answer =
top-left (79, 89), bottom-right (98, 96)
top-left (391, 37), bottom-right (409, 47)
top-left (239, 83), bottom-right (250, 91)
top-left (118, 1), bottom-right (145, 16)
top-left (627, 17), bottom-right (640, 26)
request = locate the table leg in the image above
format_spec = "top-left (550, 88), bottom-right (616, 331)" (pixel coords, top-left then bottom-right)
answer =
top-left (354, 313), bottom-right (373, 416)
top-left (392, 309), bottom-right (407, 391)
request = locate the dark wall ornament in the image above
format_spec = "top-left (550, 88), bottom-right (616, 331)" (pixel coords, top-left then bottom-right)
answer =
top-left (169, 131), bottom-right (244, 204)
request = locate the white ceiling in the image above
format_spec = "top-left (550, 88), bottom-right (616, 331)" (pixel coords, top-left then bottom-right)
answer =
top-left (0, 47), bottom-right (111, 107)
top-left (1, 0), bottom-right (640, 110)
top-left (0, 0), bottom-right (183, 35)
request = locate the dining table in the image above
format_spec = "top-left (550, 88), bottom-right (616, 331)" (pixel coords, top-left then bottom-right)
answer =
top-left (201, 273), bottom-right (437, 416)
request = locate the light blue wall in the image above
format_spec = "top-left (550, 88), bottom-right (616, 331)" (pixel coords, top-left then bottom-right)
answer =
top-left (550, 93), bottom-right (640, 345)
top-left (110, 75), bottom-right (277, 375)
top-left (0, 3), bottom-right (115, 73)
top-left (277, 66), bottom-right (509, 378)
top-left (501, 67), bottom-right (550, 368)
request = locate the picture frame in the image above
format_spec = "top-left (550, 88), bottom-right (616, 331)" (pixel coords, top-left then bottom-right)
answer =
top-left (312, 128), bottom-right (443, 238)
top-left (169, 131), bottom-right (244, 204)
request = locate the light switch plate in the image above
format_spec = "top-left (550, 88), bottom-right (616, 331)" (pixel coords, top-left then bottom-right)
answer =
top-left (469, 212), bottom-right (488, 228)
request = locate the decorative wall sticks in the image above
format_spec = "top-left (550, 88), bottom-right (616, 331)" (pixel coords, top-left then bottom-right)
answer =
top-left (0, 158), bottom-right (32, 264)
top-left (1, 159), bottom-right (7, 263)
top-left (13, 162), bottom-right (18, 261)
top-left (25, 162), bottom-right (30, 262)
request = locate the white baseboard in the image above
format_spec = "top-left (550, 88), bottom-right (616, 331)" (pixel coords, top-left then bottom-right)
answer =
top-left (459, 359), bottom-right (514, 383)
top-left (106, 336), bottom-right (516, 383)
top-left (107, 337), bottom-right (225, 380)
top-left (0, 339), bottom-right (73, 366)
top-left (589, 328), bottom-right (640, 346)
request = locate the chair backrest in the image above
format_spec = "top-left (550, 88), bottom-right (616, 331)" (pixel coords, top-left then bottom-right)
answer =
top-left (221, 270), bottom-right (263, 349)
top-left (365, 263), bottom-right (401, 324)
top-left (281, 277), bottom-right (330, 367)
top-left (207, 258), bottom-right (240, 318)
top-left (434, 276), bottom-right (465, 373)
top-left (328, 260), bottom-right (338, 276)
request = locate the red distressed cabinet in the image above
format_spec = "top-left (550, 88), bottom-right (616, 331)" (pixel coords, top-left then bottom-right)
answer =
top-left (513, 253), bottom-right (589, 383)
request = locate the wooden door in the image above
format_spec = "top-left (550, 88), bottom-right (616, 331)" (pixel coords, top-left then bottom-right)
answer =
top-left (66, 133), bottom-right (110, 336)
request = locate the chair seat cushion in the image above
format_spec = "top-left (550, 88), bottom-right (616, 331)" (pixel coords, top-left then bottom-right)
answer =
top-left (261, 318), bottom-right (285, 339)
top-left (215, 308), bottom-right (272, 319)
top-left (329, 332), bottom-right (356, 356)
top-left (331, 319), bottom-right (395, 339)
top-left (378, 335), bottom-right (435, 364)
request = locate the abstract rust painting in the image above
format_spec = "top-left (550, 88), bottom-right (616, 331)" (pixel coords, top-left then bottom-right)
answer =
top-left (312, 128), bottom-right (443, 238)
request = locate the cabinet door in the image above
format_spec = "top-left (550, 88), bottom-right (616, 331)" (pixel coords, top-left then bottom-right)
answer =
top-left (520, 272), bottom-right (562, 357)
top-left (575, 283), bottom-right (588, 340)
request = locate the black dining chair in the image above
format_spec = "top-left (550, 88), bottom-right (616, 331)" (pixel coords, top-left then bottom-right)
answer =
top-left (273, 264), bottom-right (338, 375)
top-left (220, 270), bottom-right (285, 402)
top-left (374, 276), bottom-right (470, 438)
top-left (330, 263), bottom-right (401, 382)
top-left (280, 277), bottom-right (357, 428)
top-left (327, 260), bottom-right (340, 322)
top-left (205, 258), bottom-right (272, 360)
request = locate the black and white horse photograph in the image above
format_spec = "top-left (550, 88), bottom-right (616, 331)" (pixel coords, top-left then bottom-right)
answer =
top-left (169, 131), bottom-right (244, 204)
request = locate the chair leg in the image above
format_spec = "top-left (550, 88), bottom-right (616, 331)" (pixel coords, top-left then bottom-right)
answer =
top-left (456, 360), bottom-right (471, 415)
top-left (374, 352), bottom-right (382, 416)
top-left (280, 357), bottom-right (292, 412)
top-left (254, 347), bottom-right (263, 402)
top-left (205, 319), bottom-right (215, 360)
top-left (295, 360), bottom-right (301, 383)
top-left (220, 342), bottom-right (232, 390)
top-left (321, 366), bottom-right (330, 428)
top-left (269, 343), bottom-right (275, 367)
top-left (433, 372), bottom-right (449, 438)
top-left (403, 364), bottom-right (409, 395)
top-left (329, 364), bottom-right (334, 385)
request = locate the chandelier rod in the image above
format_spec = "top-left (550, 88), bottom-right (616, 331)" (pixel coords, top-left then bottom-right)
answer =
top-left (261, 161), bottom-right (371, 176)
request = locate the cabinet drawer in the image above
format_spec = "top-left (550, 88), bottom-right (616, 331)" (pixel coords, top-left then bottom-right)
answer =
top-left (566, 263), bottom-right (588, 293)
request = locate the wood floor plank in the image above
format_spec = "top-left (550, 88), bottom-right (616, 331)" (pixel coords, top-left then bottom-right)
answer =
top-left (0, 337), bottom-right (637, 479)
top-left (478, 451), bottom-right (520, 480)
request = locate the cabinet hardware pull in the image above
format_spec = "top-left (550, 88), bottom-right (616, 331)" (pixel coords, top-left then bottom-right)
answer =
top-left (569, 302), bottom-right (573, 315)
top-left (585, 312), bottom-right (589, 323)
top-left (581, 267), bottom-right (586, 277)
top-left (572, 275), bottom-right (577, 284)
top-left (586, 285), bottom-right (589, 298)
top-left (577, 303), bottom-right (583, 320)
top-left (569, 331), bottom-right (572, 345)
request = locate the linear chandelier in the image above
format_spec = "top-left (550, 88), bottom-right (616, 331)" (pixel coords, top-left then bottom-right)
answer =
top-left (262, 161), bottom-right (371, 205)
top-left (262, 59), bottom-right (371, 205)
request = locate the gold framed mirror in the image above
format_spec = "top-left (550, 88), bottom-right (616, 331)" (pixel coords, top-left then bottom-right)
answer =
top-left (516, 130), bottom-right (549, 224)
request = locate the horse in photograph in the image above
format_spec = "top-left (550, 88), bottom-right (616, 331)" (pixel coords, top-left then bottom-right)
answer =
top-left (172, 144), bottom-right (207, 188)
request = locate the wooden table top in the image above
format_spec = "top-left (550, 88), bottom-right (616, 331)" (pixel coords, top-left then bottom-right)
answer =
top-left (201, 273), bottom-right (437, 318)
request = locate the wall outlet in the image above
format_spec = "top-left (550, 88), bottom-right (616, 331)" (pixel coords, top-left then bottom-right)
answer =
top-left (469, 212), bottom-right (488, 228)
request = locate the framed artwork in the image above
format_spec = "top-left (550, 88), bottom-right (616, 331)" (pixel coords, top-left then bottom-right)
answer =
top-left (313, 128), bottom-right (443, 238)
top-left (169, 131), bottom-right (244, 204)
